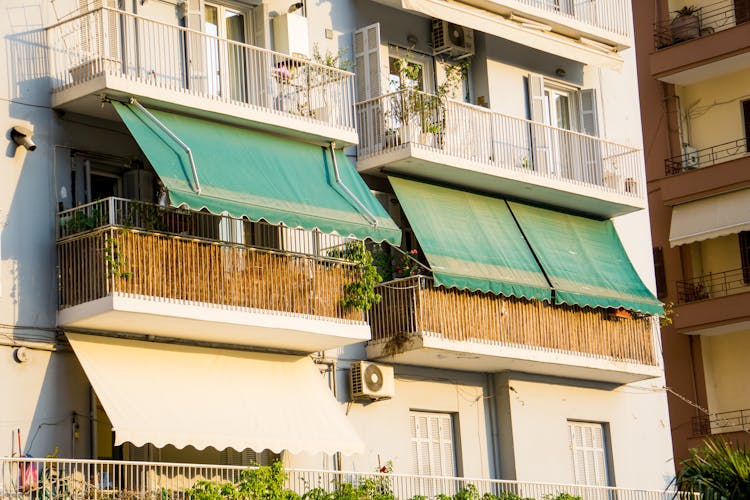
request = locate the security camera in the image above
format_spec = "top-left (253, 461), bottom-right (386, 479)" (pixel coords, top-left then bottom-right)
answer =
top-left (10, 126), bottom-right (36, 151)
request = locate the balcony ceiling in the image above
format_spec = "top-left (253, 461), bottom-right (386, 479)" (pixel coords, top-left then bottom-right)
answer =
top-left (366, 336), bottom-right (662, 385)
top-left (59, 294), bottom-right (371, 353)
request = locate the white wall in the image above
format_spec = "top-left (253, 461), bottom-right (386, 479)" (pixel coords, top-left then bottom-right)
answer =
top-left (496, 372), bottom-right (675, 489)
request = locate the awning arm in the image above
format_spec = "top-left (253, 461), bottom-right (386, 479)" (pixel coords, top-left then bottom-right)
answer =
top-left (329, 142), bottom-right (378, 226)
top-left (129, 98), bottom-right (202, 195)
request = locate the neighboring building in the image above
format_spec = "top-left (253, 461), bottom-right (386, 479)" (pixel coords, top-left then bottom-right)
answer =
top-left (632, 0), bottom-right (750, 466)
top-left (1, 0), bottom-right (675, 496)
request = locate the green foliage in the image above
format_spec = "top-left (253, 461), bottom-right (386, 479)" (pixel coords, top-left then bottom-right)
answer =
top-left (312, 44), bottom-right (352, 71)
top-left (542, 494), bottom-right (582, 500)
top-left (186, 461), bottom-right (300, 500)
top-left (677, 438), bottom-right (750, 499)
top-left (334, 241), bottom-right (382, 312)
top-left (660, 301), bottom-right (674, 328)
top-left (64, 207), bottom-right (105, 234)
top-left (104, 236), bottom-right (132, 280)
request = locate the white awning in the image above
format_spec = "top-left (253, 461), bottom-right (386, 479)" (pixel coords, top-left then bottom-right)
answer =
top-left (66, 333), bottom-right (364, 455)
top-left (669, 189), bottom-right (750, 247)
top-left (376, 0), bottom-right (622, 66)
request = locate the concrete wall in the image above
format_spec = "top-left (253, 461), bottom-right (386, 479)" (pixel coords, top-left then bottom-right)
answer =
top-left (701, 330), bottom-right (750, 414)
top-left (676, 68), bottom-right (750, 150)
top-left (496, 372), bottom-right (675, 490)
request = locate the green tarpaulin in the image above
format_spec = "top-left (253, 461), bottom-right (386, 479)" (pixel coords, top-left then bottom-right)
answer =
top-left (507, 201), bottom-right (663, 315)
top-left (389, 177), bottom-right (551, 301)
top-left (112, 101), bottom-right (401, 244)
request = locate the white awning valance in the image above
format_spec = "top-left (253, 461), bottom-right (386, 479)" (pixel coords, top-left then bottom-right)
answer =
top-left (67, 333), bottom-right (364, 455)
top-left (669, 189), bottom-right (750, 247)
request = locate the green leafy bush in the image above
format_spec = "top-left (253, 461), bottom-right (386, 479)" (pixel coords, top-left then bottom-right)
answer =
top-left (677, 438), bottom-right (750, 499)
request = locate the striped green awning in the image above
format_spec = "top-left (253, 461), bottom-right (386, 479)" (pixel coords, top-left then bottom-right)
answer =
top-left (113, 101), bottom-right (401, 244)
top-left (389, 177), bottom-right (551, 301)
top-left (508, 202), bottom-right (663, 315)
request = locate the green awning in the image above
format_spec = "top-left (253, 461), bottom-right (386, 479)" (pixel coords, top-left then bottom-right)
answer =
top-left (389, 177), bottom-right (551, 301)
top-left (507, 202), bottom-right (663, 315)
top-left (112, 101), bottom-right (401, 244)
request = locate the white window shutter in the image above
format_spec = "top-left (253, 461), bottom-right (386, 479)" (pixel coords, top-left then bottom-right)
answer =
top-left (252, 3), bottom-right (270, 49)
top-left (577, 88), bottom-right (600, 137)
top-left (527, 74), bottom-right (546, 123)
top-left (567, 421), bottom-right (610, 487)
top-left (353, 24), bottom-right (382, 101)
top-left (409, 411), bottom-right (457, 477)
top-left (184, 0), bottom-right (206, 93)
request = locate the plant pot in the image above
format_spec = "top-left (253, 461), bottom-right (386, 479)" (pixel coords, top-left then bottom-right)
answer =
top-left (670, 14), bottom-right (700, 43)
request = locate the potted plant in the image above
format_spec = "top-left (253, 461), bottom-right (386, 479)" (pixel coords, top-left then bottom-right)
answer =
top-left (670, 5), bottom-right (701, 43)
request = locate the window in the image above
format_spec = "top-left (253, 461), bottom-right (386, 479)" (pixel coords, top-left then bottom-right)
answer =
top-left (739, 231), bottom-right (750, 283)
top-left (567, 421), bottom-right (611, 487)
top-left (743, 99), bottom-right (750, 153)
top-left (388, 48), bottom-right (435, 93)
top-left (653, 247), bottom-right (668, 299)
top-left (204, 3), bottom-right (248, 100)
top-left (409, 411), bottom-right (457, 476)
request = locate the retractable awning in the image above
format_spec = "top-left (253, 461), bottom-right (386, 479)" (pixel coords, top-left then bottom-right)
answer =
top-left (669, 189), bottom-right (750, 247)
top-left (112, 101), bottom-right (401, 245)
top-left (66, 333), bottom-right (364, 455)
top-left (389, 177), bottom-right (551, 301)
top-left (507, 202), bottom-right (662, 315)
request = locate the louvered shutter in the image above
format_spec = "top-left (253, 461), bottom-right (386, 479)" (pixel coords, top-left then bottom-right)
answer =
top-left (575, 88), bottom-right (603, 185)
top-left (353, 24), bottom-right (385, 154)
top-left (409, 412), bottom-right (457, 476)
top-left (184, 0), bottom-right (207, 93)
top-left (577, 89), bottom-right (599, 137)
top-left (568, 421), bottom-right (610, 486)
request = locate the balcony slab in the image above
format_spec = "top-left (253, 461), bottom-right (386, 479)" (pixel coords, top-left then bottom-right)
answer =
top-left (674, 290), bottom-right (750, 335)
top-left (661, 154), bottom-right (750, 205)
top-left (357, 144), bottom-right (646, 218)
top-left (58, 293), bottom-right (370, 352)
top-left (52, 74), bottom-right (358, 147)
top-left (366, 334), bottom-right (662, 384)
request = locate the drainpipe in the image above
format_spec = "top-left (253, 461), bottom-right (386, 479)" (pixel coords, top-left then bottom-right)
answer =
top-left (129, 98), bottom-right (202, 195)
top-left (328, 142), bottom-right (377, 226)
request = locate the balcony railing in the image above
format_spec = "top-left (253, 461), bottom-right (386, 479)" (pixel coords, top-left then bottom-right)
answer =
top-left (369, 276), bottom-right (658, 366)
top-left (46, 7), bottom-right (356, 131)
top-left (664, 138), bottom-right (748, 175)
top-left (676, 266), bottom-right (750, 303)
top-left (0, 458), bottom-right (689, 499)
top-left (356, 90), bottom-right (643, 199)
top-left (654, 0), bottom-right (750, 48)
top-left (514, 0), bottom-right (632, 37)
top-left (57, 198), bottom-right (361, 323)
top-left (693, 407), bottom-right (750, 436)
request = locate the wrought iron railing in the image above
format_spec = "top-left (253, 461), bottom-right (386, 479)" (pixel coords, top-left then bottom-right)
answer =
top-left (693, 407), bottom-right (750, 436)
top-left (654, 0), bottom-right (750, 48)
top-left (46, 7), bottom-right (356, 131)
top-left (369, 276), bottom-right (658, 366)
top-left (664, 138), bottom-right (749, 175)
top-left (0, 458), bottom-right (691, 499)
top-left (676, 266), bottom-right (750, 303)
top-left (356, 89), bottom-right (644, 200)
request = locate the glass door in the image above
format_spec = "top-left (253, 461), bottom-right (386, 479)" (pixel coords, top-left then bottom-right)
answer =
top-left (204, 3), bottom-right (247, 100)
top-left (543, 87), bottom-right (576, 179)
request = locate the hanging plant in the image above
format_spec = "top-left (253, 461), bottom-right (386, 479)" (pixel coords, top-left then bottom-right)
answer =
top-left (335, 241), bottom-right (382, 312)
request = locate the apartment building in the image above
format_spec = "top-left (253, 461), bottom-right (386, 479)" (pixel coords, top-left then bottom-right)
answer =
top-left (632, 0), bottom-right (750, 465)
top-left (2, 0), bottom-right (675, 496)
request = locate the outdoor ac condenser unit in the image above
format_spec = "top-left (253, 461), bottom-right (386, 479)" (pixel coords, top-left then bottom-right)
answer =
top-left (350, 361), bottom-right (395, 401)
top-left (432, 20), bottom-right (474, 59)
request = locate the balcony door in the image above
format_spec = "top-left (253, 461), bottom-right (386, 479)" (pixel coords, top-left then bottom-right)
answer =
top-left (543, 86), bottom-right (578, 179)
top-left (204, 3), bottom-right (248, 101)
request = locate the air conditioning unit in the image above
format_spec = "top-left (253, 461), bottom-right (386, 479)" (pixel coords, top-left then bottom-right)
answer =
top-left (682, 144), bottom-right (699, 170)
top-left (432, 20), bottom-right (474, 59)
top-left (350, 361), bottom-right (394, 401)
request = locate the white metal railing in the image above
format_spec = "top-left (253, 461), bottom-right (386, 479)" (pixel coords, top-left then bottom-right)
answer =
top-left (0, 458), bottom-right (690, 499)
top-left (46, 7), bottom-right (356, 131)
top-left (513, 0), bottom-right (632, 37)
top-left (356, 89), bottom-right (644, 199)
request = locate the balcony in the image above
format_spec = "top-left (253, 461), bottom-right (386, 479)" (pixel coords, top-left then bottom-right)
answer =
top-left (693, 407), bottom-right (750, 436)
top-left (356, 90), bottom-right (645, 218)
top-left (673, 267), bottom-right (750, 334)
top-left (0, 458), bottom-right (683, 500)
top-left (366, 276), bottom-right (661, 384)
top-left (651, 0), bottom-right (750, 85)
top-left (665, 138), bottom-right (749, 176)
top-left (56, 198), bottom-right (370, 352)
top-left (46, 8), bottom-right (357, 145)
